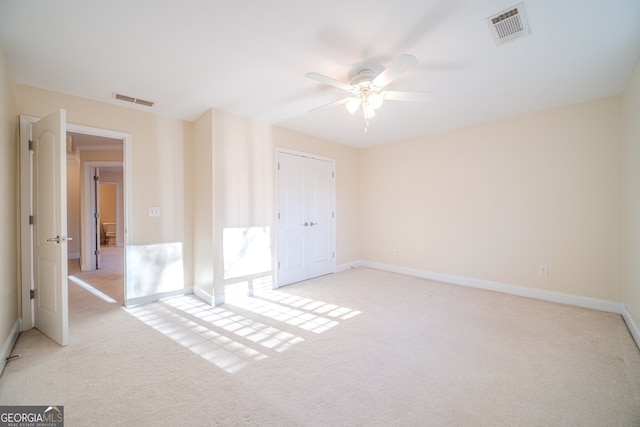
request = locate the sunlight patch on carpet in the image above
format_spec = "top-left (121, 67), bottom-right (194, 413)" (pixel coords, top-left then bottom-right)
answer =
top-left (69, 275), bottom-right (117, 303)
top-left (125, 294), bottom-right (305, 373)
top-left (125, 289), bottom-right (361, 374)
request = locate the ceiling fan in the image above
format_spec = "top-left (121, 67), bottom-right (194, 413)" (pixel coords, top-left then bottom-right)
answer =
top-left (306, 54), bottom-right (434, 121)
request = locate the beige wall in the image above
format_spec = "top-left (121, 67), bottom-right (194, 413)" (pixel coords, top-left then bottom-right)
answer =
top-left (622, 60), bottom-right (640, 331)
top-left (17, 85), bottom-right (192, 299)
top-left (66, 158), bottom-right (81, 256)
top-left (192, 108), bottom-right (360, 301)
top-left (0, 44), bottom-right (18, 357)
top-left (192, 110), bottom-right (214, 294)
top-left (360, 96), bottom-right (623, 301)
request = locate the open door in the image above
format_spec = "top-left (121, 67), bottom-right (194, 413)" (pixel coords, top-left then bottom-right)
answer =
top-left (32, 109), bottom-right (69, 346)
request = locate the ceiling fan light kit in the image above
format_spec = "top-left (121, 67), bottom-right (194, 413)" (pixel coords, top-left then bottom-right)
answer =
top-left (306, 54), bottom-right (434, 127)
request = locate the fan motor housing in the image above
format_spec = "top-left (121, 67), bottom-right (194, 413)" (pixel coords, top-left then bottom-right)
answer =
top-left (350, 69), bottom-right (377, 87)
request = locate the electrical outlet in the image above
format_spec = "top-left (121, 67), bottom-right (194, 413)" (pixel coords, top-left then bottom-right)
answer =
top-left (393, 248), bottom-right (399, 256)
top-left (377, 246), bottom-right (383, 254)
top-left (539, 265), bottom-right (549, 276)
top-left (148, 206), bottom-right (160, 217)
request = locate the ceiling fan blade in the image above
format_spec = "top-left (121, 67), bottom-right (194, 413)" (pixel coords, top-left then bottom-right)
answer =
top-left (383, 90), bottom-right (435, 103)
top-left (308, 97), bottom-right (352, 112)
top-left (372, 54), bottom-right (418, 88)
top-left (306, 73), bottom-right (353, 92)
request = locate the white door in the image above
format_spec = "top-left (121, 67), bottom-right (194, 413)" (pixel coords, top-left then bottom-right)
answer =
top-left (32, 109), bottom-right (69, 346)
top-left (277, 151), bottom-right (335, 286)
top-left (307, 158), bottom-right (335, 279)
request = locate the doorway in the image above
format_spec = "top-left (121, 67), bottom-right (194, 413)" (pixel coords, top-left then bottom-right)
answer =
top-left (20, 115), bottom-right (133, 335)
top-left (70, 135), bottom-right (126, 305)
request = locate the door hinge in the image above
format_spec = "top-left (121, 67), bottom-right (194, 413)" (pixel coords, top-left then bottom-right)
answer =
top-left (332, 212), bottom-right (335, 219)
top-left (277, 212), bottom-right (280, 220)
top-left (93, 175), bottom-right (99, 181)
top-left (278, 261), bottom-right (280, 269)
top-left (332, 171), bottom-right (335, 178)
top-left (28, 140), bottom-right (33, 151)
top-left (95, 249), bottom-right (101, 256)
top-left (94, 212), bottom-right (99, 219)
top-left (333, 252), bottom-right (335, 259)
top-left (278, 163), bottom-right (280, 170)
top-left (30, 289), bottom-right (35, 300)
top-left (29, 215), bottom-right (34, 225)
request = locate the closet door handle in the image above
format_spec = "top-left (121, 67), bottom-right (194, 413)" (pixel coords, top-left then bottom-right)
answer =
top-left (303, 222), bottom-right (309, 227)
top-left (309, 222), bottom-right (316, 226)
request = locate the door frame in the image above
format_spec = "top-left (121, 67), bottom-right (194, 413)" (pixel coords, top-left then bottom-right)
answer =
top-left (19, 115), bottom-right (133, 329)
top-left (274, 147), bottom-right (336, 288)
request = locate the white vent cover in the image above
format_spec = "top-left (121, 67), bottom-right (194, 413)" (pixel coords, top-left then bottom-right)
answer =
top-left (486, 2), bottom-right (530, 46)
top-left (112, 92), bottom-right (155, 107)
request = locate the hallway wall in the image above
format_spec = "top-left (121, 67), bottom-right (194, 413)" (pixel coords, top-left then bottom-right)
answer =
top-left (0, 44), bottom-right (19, 370)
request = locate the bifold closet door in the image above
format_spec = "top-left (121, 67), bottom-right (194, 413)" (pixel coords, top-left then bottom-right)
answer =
top-left (277, 152), bottom-right (335, 287)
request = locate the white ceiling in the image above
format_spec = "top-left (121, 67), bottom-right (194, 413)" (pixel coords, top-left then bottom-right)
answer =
top-left (1, 0), bottom-right (639, 148)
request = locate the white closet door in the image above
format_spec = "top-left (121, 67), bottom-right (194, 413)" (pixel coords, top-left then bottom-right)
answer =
top-left (277, 152), bottom-right (308, 286)
top-left (307, 157), bottom-right (334, 279)
top-left (277, 151), bottom-right (335, 287)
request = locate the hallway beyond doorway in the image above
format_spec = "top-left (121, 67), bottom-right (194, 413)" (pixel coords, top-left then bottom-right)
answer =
top-left (68, 246), bottom-right (124, 305)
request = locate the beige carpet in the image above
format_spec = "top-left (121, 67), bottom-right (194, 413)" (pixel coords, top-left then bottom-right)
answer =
top-left (67, 246), bottom-right (124, 305)
top-left (1, 267), bottom-right (639, 426)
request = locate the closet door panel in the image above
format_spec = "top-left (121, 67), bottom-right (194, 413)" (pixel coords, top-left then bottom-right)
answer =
top-left (307, 158), bottom-right (334, 279)
top-left (277, 152), bottom-right (308, 286)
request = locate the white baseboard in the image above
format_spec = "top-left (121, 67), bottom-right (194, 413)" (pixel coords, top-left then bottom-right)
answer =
top-left (193, 286), bottom-right (227, 307)
top-left (345, 260), bottom-right (640, 351)
top-left (362, 261), bottom-right (626, 315)
top-left (125, 286), bottom-right (193, 307)
top-left (0, 319), bottom-right (21, 376)
top-left (68, 252), bottom-right (80, 260)
top-left (361, 261), bottom-right (640, 349)
top-left (193, 286), bottom-right (214, 306)
top-left (214, 293), bottom-right (226, 306)
top-left (621, 307), bottom-right (640, 350)
top-left (336, 260), bottom-right (364, 273)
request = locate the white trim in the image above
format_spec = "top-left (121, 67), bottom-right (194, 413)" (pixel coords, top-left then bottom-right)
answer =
top-left (19, 116), bottom-right (37, 330)
top-left (193, 286), bottom-right (214, 306)
top-left (275, 147), bottom-right (334, 163)
top-left (68, 252), bottom-right (80, 260)
top-left (336, 260), bottom-right (364, 273)
top-left (214, 292), bottom-right (226, 306)
top-left (0, 319), bottom-right (21, 376)
top-left (125, 286), bottom-right (194, 308)
top-left (339, 260), bottom-right (640, 350)
top-left (362, 261), bottom-right (626, 314)
top-left (621, 307), bottom-right (640, 350)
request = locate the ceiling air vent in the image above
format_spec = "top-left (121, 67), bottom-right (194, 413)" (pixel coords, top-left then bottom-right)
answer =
top-left (486, 2), bottom-right (530, 46)
top-left (112, 92), bottom-right (155, 107)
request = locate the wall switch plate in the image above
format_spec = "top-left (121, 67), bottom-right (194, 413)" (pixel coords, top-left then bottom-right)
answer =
top-left (539, 265), bottom-right (549, 276)
top-left (149, 206), bottom-right (160, 217)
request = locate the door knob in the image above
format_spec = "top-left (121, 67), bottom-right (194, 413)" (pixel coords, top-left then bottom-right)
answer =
top-left (309, 222), bottom-right (316, 226)
top-left (46, 235), bottom-right (71, 244)
top-left (303, 222), bottom-right (309, 227)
